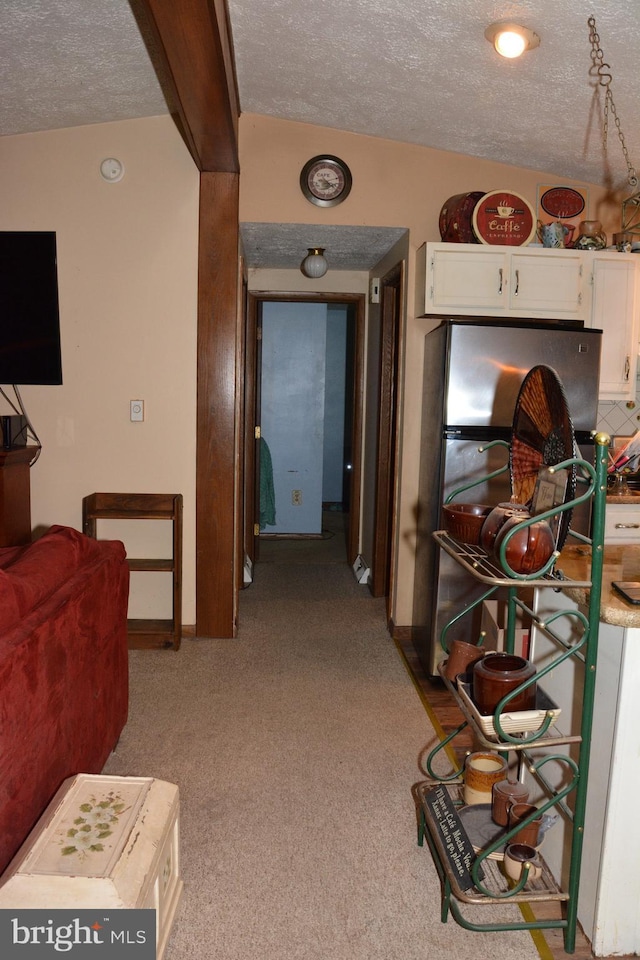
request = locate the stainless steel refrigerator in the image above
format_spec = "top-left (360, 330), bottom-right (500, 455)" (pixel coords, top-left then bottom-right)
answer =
top-left (412, 318), bottom-right (602, 677)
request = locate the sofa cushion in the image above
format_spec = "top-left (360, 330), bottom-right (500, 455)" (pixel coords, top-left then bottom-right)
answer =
top-left (0, 525), bottom-right (112, 634)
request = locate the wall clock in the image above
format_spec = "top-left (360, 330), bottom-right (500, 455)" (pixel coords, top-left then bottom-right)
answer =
top-left (300, 155), bottom-right (352, 207)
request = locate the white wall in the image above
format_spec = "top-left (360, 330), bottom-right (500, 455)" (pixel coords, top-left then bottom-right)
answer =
top-left (0, 115), bottom-right (200, 623)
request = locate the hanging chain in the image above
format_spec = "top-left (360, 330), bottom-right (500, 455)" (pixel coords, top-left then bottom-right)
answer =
top-left (588, 15), bottom-right (638, 188)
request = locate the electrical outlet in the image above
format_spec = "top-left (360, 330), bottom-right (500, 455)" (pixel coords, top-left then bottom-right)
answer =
top-left (291, 489), bottom-right (302, 506)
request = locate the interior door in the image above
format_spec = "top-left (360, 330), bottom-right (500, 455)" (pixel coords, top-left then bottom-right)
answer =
top-left (371, 262), bottom-right (403, 608)
top-left (244, 293), bottom-right (365, 565)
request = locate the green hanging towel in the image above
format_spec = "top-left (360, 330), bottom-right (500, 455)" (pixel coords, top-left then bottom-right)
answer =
top-left (259, 437), bottom-right (276, 528)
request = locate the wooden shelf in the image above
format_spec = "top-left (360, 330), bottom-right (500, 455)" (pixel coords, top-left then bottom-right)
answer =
top-left (420, 442), bottom-right (608, 952)
top-left (83, 492), bottom-right (183, 650)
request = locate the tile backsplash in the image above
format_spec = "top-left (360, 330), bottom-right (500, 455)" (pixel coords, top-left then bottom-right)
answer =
top-left (597, 387), bottom-right (640, 441)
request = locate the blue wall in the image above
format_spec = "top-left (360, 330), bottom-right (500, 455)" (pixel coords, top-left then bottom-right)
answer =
top-left (260, 301), bottom-right (348, 533)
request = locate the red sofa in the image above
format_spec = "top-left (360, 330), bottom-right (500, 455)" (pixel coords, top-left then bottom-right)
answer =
top-left (0, 524), bottom-right (129, 873)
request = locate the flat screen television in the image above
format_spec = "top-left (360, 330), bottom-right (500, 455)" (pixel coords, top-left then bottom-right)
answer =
top-left (0, 231), bottom-right (63, 384)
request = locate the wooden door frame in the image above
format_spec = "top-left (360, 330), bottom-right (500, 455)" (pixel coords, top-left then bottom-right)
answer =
top-left (370, 262), bottom-right (404, 614)
top-left (244, 291), bottom-right (366, 568)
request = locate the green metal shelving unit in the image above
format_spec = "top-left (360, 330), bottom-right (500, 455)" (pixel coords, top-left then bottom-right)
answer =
top-left (417, 432), bottom-right (609, 954)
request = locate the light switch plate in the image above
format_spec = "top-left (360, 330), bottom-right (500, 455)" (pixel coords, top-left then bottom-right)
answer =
top-left (130, 400), bottom-right (144, 422)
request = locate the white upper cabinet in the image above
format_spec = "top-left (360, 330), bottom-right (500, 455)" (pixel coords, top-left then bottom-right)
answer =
top-left (585, 253), bottom-right (639, 400)
top-left (420, 245), bottom-right (508, 311)
top-left (418, 242), bottom-right (586, 320)
top-left (509, 249), bottom-right (584, 317)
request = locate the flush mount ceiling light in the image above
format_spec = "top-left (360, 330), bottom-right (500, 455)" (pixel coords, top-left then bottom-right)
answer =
top-left (300, 247), bottom-right (328, 278)
top-left (485, 22), bottom-right (540, 59)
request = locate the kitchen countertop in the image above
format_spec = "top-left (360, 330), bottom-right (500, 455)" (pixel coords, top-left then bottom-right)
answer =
top-left (557, 543), bottom-right (640, 627)
top-left (606, 494), bottom-right (640, 504)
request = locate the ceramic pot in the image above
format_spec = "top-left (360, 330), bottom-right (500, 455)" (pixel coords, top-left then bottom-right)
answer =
top-left (479, 503), bottom-right (530, 554)
top-left (492, 778), bottom-right (530, 826)
top-left (472, 653), bottom-right (536, 715)
top-left (442, 503), bottom-right (493, 545)
top-left (574, 220), bottom-right (607, 250)
top-left (463, 751), bottom-right (508, 806)
top-left (492, 514), bottom-right (555, 575)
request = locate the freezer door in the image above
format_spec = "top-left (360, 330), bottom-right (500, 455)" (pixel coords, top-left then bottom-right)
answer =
top-left (443, 322), bottom-right (601, 432)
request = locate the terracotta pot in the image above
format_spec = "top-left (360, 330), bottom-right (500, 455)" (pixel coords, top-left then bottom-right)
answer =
top-left (493, 514), bottom-right (555, 575)
top-left (472, 653), bottom-right (536, 715)
top-left (479, 503), bottom-right (529, 553)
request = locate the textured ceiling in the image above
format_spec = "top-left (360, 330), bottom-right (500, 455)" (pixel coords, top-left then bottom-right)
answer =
top-left (0, 0), bottom-right (167, 135)
top-left (2, 1), bottom-right (640, 269)
top-left (240, 223), bottom-right (407, 271)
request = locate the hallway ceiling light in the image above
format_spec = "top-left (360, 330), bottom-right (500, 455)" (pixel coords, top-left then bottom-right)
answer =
top-left (485, 22), bottom-right (540, 59)
top-left (300, 247), bottom-right (328, 278)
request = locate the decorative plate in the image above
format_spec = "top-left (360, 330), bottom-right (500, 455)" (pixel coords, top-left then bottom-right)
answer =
top-left (472, 190), bottom-right (536, 246)
top-left (540, 186), bottom-right (586, 220)
top-left (509, 365), bottom-right (576, 550)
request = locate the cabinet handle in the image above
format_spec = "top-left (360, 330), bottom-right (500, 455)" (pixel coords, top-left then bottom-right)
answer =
top-left (625, 355), bottom-right (630, 381)
top-left (498, 268), bottom-right (503, 294)
top-left (614, 523), bottom-right (640, 529)
top-left (514, 269), bottom-right (519, 296)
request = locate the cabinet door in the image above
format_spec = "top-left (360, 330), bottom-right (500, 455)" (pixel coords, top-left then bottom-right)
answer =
top-left (428, 245), bottom-right (507, 312)
top-left (604, 503), bottom-right (640, 543)
top-left (508, 251), bottom-right (585, 318)
top-left (587, 256), bottom-right (638, 400)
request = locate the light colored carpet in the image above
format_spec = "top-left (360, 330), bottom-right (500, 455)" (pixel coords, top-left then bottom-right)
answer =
top-left (104, 562), bottom-right (542, 960)
top-left (258, 509), bottom-right (348, 564)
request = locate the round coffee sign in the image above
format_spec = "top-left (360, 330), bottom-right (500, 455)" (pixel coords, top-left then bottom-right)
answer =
top-left (472, 190), bottom-right (536, 246)
top-left (540, 186), bottom-right (585, 220)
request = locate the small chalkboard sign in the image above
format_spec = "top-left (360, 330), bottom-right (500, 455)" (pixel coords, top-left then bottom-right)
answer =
top-left (422, 785), bottom-right (484, 891)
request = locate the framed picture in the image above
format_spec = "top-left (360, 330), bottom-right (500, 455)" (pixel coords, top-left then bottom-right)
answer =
top-left (536, 185), bottom-right (589, 248)
top-left (531, 466), bottom-right (569, 545)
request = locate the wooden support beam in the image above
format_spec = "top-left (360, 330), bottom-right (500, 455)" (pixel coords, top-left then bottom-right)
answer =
top-left (196, 172), bottom-right (240, 637)
top-left (134, 0), bottom-right (239, 172)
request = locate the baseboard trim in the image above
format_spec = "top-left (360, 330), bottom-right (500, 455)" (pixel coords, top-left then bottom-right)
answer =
top-left (388, 620), bottom-right (414, 642)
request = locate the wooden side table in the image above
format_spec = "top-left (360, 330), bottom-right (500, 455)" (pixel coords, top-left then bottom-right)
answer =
top-left (82, 493), bottom-right (183, 650)
top-left (0, 446), bottom-right (38, 546)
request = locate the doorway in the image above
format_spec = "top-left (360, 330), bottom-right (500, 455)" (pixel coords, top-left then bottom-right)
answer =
top-left (244, 293), bottom-right (365, 572)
